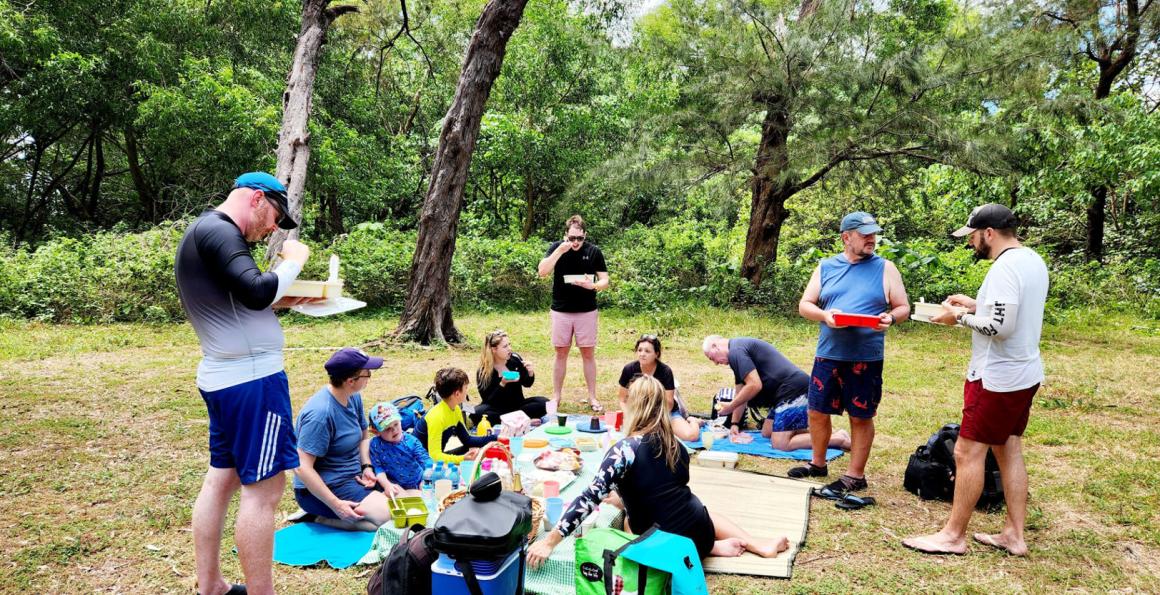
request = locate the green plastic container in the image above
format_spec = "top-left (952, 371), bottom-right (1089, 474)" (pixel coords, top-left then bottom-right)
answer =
top-left (389, 497), bottom-right (428, 528)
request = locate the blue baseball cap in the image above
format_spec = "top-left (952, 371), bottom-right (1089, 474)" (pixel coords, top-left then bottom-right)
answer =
top-left (840, 211), bottom-right (883, 235)
top-left (324, 347), bottom-right (384, 378)
top-left (234, 172), bottom-right (297, 230)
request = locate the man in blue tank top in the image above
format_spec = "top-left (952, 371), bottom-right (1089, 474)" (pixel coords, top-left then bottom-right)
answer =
top-left (795, 212), bottom-right (910, 499)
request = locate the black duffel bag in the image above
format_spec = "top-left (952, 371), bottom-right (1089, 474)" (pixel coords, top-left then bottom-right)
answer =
top-left (432, 471), bottom-right (533, 559)
top-left (904, 423), bottom-right (1004, 511)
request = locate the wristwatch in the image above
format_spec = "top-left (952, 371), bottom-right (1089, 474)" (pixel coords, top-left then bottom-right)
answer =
top-left (360, 463), bottom-right (373, 472)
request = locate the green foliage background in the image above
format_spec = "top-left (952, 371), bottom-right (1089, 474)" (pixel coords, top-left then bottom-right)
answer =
top-left (0, 0), bottom-right (1157, 321)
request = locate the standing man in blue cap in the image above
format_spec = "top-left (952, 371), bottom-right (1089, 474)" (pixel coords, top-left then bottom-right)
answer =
top-left (795, 211), bottom-right (910, 499)
top-left (175, 172), bottom-right (315, 595)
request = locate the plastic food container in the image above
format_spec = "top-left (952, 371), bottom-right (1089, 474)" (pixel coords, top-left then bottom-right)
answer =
top-left (832, 313), bottom-right (881, 328)
top-left (695, 451), bottom-right (739, 468)
top-left (284, 279), bottom-right (344, 298)
top-left (388, 497), bottom-right (427, 528)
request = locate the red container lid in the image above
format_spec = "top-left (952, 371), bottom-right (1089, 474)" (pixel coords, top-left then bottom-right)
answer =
top-left (832, 313), bottom-right (881, 328)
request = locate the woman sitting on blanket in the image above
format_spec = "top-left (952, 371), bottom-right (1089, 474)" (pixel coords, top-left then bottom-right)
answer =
top-left (292, 348), bottom-right (396, 531)
top-left (616, 334), bottom-right (702, 441)
top-left (471, 330), bottom-right (549, 426)
top-left (528, 375), bottom-right (790, 568)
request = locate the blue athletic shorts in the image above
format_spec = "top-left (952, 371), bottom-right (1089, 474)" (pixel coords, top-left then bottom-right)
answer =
top-left (807, 358), bottom-right (884, 419)
top-left (294, 479), bottom-right (376, 519)
top-left (767, 393), bottom-right (808, 432)
top-left (199, 371), bottom-right (299, 485)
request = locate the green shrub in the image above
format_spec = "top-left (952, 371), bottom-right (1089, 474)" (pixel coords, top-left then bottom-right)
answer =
top-left (0, 222), bottom-right (1154, 323)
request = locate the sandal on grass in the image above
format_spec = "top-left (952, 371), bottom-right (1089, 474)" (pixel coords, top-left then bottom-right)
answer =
top-left (787, 462), bottom-right (828, 479)
top-left (835, 494), bottom-right (876, 510)
top-left (815, 475), bottom-right (868, 500)
top-left (588, 400), bottom-right (605, 413)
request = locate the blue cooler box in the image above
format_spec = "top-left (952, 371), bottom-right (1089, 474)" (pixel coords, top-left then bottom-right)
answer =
top-left (430, 548), bottom-right (523, 595)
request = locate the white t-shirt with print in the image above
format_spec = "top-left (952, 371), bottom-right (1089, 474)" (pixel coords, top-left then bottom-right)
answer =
top-left (966, 247), bottom-right (1049, 392)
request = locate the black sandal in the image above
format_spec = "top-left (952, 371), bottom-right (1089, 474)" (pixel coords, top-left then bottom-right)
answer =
top-left (787, 462), bottom-right (828, 479)
top-left (835, 494), bottom-right (877, 510)
top-left (816, 475), bottom-right (868, 500)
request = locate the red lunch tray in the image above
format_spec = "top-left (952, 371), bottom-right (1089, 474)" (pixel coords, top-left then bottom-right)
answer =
top-left (833, 313), bottom-right (881, 328)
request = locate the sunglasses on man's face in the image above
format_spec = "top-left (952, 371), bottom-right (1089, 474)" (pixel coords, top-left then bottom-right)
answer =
top-left (567, 235), bottom-right (585, 242)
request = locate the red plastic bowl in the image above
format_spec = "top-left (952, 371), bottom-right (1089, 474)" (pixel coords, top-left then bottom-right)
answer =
top-left (833, 313), bottom-right (881, 328)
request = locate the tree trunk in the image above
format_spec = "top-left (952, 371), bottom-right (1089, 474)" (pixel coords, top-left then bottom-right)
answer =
top-left (265, 0), bottom-right (358, 261)
top-left (317, 187), bottom-right (344, 238)
top-left (1086, 185), bottom-right (1106, 262)
top-left (740, 97), bottom-right (793, 288)
top-left (124, 126), bottom-right (156, 223)
top-left (393, 0), bottom-right (530, 344)
top-left (521, 175), bottom-right (535, 240)
top-left (1083, 0), bottom-right (1144, 262)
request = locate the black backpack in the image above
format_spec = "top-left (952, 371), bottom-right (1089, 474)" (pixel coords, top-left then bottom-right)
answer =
top-left (366, 524), bottom-right (438, 595)
top-left (904, 423), bottom-right (1005, 511)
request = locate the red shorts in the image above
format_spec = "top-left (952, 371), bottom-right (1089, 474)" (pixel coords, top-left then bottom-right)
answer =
top-left (550, 309), bottom-right (598, 348)
top-left (960, 379), bottom-right (1038, 446)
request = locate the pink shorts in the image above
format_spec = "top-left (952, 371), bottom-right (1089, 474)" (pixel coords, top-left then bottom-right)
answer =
top-left (550, 309), bottom-right (598, 348)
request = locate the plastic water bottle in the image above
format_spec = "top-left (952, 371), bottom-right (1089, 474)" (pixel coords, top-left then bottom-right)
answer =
top-left (434, 461), bottom-right (446, 483)
top-left (421, 462), bottom-right (435, 509)
top-left (448, 464), bottom-right (459, 489)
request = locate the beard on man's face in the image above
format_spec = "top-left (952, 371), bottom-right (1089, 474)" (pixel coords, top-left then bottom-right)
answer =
top-left (971, 236), bottom-right (990, 261)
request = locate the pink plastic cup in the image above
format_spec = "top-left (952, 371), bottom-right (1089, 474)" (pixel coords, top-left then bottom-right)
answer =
top-left (543, 480), bottom-right (560, 498)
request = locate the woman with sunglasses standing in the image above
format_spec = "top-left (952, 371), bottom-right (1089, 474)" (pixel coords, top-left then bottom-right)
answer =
top-left (472, 330), bottom-right (550, 425)
top-left (617, 335), bottom-right (703, 441)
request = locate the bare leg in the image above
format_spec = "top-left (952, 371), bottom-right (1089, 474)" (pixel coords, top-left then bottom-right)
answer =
top-left (975, 436), bottom-right (1029, 556)
top-left (579, 346), bottom-right (600, 408)
top-left (708, 511), bottom-right (789, 558)
top-left (846, 416), bottom-right (875, 479)
top-left (193, 467), bottom-right (241, 595)
top-left (234, 472), bottom-right (286, 595)
top-left (316, 517), bottom-right (380, 532)
top-left (552, 346), bottom-right (570, 403)
top-left (770, 429), bottom-right (813, 452)
top-left (671, 416), bottom-right (703, 442)
top-left (902, 437), bottom-right (989, 555)
top-left (807, 410), bottom-right (831, 468)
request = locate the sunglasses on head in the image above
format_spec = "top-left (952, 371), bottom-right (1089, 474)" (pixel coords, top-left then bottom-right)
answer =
top-left (640, 334), bottom-right (658, 341)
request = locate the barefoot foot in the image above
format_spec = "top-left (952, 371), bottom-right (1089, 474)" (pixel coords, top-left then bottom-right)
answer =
top-left (901, 532), bottom-right (967, 555)
top-left (973, 532), bottom-right (1028, 556)
top-left (710, 537), bottom-right (747, 557)
top-left (748, 536), bottom-right (790, 558)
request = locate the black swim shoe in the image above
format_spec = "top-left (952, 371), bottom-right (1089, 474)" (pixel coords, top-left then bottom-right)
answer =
top-left (816, 475), bottom-right (868, 500)
top-left (787, 462), bottom-right (828, 479)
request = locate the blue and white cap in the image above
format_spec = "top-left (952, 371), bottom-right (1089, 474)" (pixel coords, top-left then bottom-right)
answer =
top-left (839, 212), bottom-right (882, 235)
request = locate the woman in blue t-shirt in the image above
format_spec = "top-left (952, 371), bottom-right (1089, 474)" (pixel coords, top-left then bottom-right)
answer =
top-left (616, 335), bottom-right (702, 441)
top-left (292, 348), bottom-right (393, 530)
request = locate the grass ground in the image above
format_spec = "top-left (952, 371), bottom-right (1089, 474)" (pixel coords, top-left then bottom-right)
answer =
top-left (0, 307), bottom-right (1157, 593)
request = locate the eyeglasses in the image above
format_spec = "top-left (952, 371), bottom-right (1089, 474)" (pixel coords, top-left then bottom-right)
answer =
top-left (355, 372), bottom-right (372, 380)
top-left (567, 235), bottom-right (585, 242)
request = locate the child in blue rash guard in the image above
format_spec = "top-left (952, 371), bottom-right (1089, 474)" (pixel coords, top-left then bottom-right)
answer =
top-left (367, 403), bottom-right (431, 495)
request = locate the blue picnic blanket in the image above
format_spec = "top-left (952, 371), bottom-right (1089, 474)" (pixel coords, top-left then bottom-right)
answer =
top-left (272, 522), bottom-right (376, 569)
top-left (683, 430), bottom-right (844, 461)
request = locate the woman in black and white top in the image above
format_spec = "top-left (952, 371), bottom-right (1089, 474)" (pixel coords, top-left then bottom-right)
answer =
top-left (528, 375), bottom-right (789, 568)
top-left (617, 334), bottom-right (702, 441)
top-left (472, 330), bottom-right (549, 425)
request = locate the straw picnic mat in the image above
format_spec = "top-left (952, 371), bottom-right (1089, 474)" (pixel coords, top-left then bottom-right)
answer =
top-left (689, 465), bottom-right (813, 579)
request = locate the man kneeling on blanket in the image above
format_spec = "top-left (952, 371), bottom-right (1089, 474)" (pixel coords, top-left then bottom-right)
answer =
top-left (528, 375), bottom-right (790, 569)
top-left (702, 336), bottom-right (851, 452)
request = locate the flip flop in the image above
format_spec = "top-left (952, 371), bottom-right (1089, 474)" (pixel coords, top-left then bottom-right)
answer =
top-left (901, 536), bottom-right (966, 556)
top-left (587, 400), bottom-right (605, 413)
top-left (835, 494), bottom-right (876, 510)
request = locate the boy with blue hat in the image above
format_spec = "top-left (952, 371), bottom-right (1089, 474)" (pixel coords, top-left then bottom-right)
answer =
top-left (367, 402), bottom-right (432, 494)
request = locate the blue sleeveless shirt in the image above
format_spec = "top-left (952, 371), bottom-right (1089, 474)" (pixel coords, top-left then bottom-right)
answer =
top-left (816, 253), bottom-right (888, 361)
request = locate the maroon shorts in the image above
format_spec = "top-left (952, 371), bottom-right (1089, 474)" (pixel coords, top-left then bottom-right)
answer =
top-left (960, 379), bottom-right (1038, 446)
